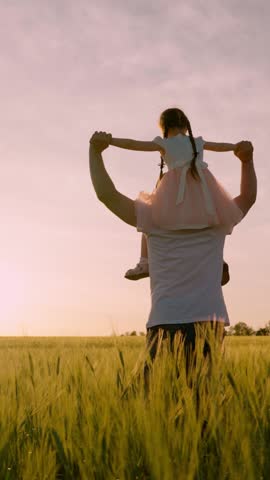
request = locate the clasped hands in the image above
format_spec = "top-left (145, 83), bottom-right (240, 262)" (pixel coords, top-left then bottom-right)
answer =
top-left (233, 141), bottom-right (254, 163)
top-left (90, 131), bottom-right (112, 152)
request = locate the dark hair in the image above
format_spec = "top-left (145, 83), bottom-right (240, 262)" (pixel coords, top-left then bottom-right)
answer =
top-left (158, 108), bottom-right (200, 181)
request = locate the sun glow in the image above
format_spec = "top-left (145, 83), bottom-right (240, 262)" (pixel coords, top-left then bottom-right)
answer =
top-left (0, 264), bottom-right (26, 326)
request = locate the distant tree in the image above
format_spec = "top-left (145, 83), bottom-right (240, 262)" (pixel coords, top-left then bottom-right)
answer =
top-left (122, 330), bottom-right (145, 336)
top-left (265, 321), bottom-right (270, 334)
top-left (139, 331), bottom-right (146, 336)
top-left (233, 322), bottom-right (254, 336)
top-left (256, 328), bottom-right (268, 336)
top-left (256, 321), bottom-right (270, 336)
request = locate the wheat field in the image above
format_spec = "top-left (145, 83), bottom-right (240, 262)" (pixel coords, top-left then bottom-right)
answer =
top-left (1, 336), bottom-right (270, 480)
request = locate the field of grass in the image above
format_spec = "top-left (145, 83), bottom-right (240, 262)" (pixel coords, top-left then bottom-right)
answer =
top-left (1, 335), bottom-right (270, 479)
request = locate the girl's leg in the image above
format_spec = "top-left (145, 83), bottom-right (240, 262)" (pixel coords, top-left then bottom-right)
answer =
top-left (140, 233), bottom-right (148, 262)
top-left (124, 234), bottom-right (149, 280)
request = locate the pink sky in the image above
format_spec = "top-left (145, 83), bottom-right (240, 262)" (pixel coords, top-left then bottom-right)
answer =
top-left (1, 0), bottom-right (269, 335)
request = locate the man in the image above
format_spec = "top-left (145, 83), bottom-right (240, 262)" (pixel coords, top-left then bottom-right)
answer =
top-left (89, 132), bottom-right (256, 380)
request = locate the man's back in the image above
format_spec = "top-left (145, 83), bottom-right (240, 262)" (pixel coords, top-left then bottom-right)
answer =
top-left (146, 227), bottom-right (229, 328)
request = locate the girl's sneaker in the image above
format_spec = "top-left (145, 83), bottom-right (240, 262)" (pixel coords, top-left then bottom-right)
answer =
top-left (125, 262), bottom-right (149, 280)
top-left (221, 261), bottom-right (230, 286)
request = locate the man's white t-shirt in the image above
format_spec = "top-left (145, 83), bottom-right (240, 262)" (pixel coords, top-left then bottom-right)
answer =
top-left (145, 226), bottom-right (230, 328)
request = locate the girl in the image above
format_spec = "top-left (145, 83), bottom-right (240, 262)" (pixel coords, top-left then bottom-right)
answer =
top-left (109, 107), bottom-right (243, 284)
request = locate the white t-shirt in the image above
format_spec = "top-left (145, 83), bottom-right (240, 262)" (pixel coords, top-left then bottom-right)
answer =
top-left (145, 226), bottom-right (230, 328)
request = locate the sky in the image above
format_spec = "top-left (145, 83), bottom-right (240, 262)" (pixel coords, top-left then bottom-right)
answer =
top-left (1, 0), bottom-right (269, 336)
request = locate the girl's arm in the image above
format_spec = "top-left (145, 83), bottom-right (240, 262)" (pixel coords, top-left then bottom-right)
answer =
top-left (204, 141), bottom-right (237, 152)
top-left (110, 137), bottom-right (165, 154)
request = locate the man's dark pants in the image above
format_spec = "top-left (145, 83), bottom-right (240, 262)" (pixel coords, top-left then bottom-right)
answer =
top-left (143, 321), bottom-right (225, 394)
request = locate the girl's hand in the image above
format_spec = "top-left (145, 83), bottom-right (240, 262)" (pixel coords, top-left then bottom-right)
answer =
top-left (89, 131), bottom-right (112, 152)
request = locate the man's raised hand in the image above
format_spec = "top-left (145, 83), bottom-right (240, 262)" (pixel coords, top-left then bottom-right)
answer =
top-left (234, 141), bottom-right (254, 163)
top-left (89, 131), bottom-right (112, 152)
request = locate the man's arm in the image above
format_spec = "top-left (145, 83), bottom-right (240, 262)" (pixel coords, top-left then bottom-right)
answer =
top-left (89, 134), bottom-right (137, 227)
top-left (233, 141), bottom-right (257, 217)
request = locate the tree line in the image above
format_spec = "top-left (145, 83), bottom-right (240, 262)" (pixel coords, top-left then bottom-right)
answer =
top-left (121, 321), bottom-right (270, 337)
top-left (226, 321), bottom-right (270, 336)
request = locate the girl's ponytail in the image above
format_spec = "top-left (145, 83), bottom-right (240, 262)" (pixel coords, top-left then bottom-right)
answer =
top-left (187, 120), bottom-right (200, 180)
top-left (159, 126), bottom-right (168, 181)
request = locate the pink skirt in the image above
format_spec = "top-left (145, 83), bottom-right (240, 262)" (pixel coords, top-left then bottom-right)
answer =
top-left (135, 167), bottom-right (244, 234)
